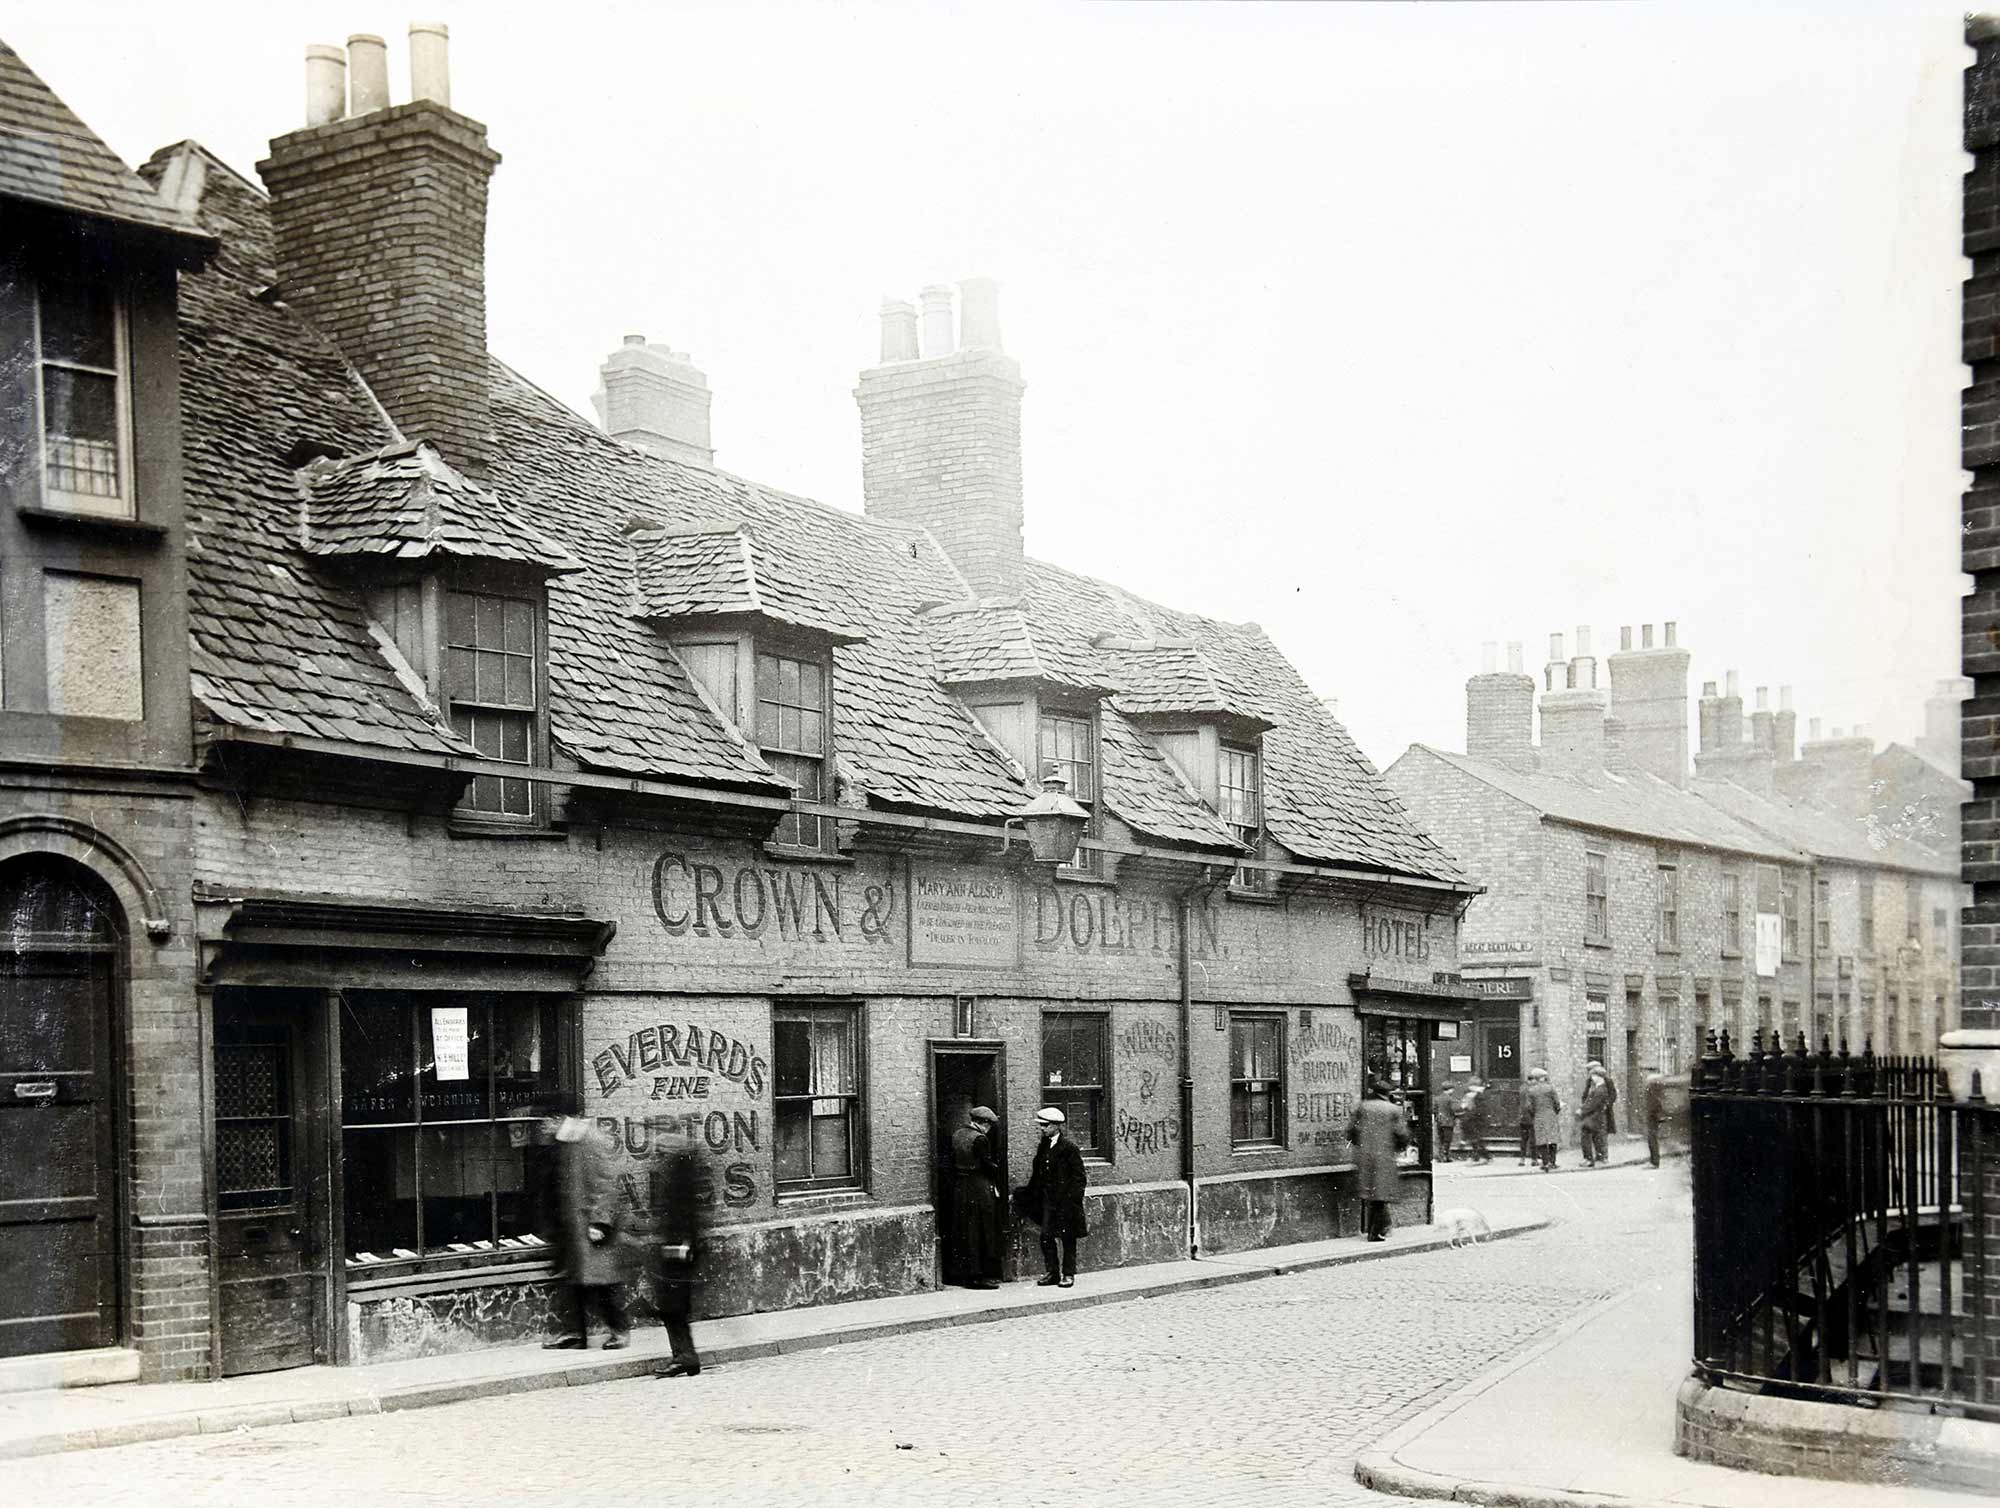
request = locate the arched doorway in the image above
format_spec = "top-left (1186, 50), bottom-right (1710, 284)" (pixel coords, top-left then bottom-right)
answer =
top-left (0, 856), bottom-right (123, 1357)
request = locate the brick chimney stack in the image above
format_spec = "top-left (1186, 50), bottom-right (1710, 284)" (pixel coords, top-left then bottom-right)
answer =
top-left (1774, 685), bottom-right (1798, 766)
top-left (592, 336), bottom-right (714, 467)
top-left (1466, 639), bottom-right (1536, 770)
top-left (856, 278), bottom-right (1026, 599)
top-left (1606, 620), bottom-right (1691, 787)
top-left (260, 25), bottom-right (501, 477)
top-left (1539, 627), bottom-right (1609, 778)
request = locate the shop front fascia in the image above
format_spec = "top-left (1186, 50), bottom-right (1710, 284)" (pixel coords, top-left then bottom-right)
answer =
top-left (192, 890), bottom-right (616, 1374)
top-left (1347, 969), bottom-right (1488, 1217)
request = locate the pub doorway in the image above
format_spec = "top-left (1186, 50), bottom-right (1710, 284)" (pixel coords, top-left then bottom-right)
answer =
top-left (927, 1041), bottom-right (1006, 1286)
top-left (0, 857), bottom-right (124, 1359)
top-left (213, 990), bottom-right (331, 1375)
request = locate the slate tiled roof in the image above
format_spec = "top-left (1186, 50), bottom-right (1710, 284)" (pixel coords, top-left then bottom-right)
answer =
top-left (630, 521), bottom-right (865, 641)
top-left (0, 42), bottom-right (207, 241)
top-left (299, 441), bottom-right (582, 573)
top-left (1694, 780), bottom-right (1954, 878)
top-left (920, 601), bottom-right (1118, 693)
top-left (1413, 747), bottom-right (1803, 862)
top-left (153, 137), bottom-right (1465, 883)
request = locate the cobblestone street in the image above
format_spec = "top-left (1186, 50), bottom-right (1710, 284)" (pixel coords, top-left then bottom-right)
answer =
top-left (20, 1161), bottom-right (1688, 1508)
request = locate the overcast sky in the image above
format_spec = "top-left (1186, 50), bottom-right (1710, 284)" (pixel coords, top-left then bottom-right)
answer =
top-left (8, 2), bottom-right (1969, 769)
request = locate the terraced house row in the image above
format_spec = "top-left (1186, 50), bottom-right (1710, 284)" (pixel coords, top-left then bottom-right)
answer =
top-left (0, 28), bottom-right (1482, 1383)
top-left (1387, 634), bottom-right (1964, 1146)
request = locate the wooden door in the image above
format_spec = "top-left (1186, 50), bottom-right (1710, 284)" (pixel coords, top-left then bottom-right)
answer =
top-left (0, 951), bottom-right (118, 1358)
top-left (214, 999), bottom-right (322, 1375)
top-left (1480, 1021), bottom-right (1522, 1141)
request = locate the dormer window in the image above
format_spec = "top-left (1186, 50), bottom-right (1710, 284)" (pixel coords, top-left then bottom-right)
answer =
top-left (445, 586), bottom-right (540, 819)
top-left (1038, 707), bottom-right (1100, 877)
top-left (1221, 741), bottom-right (1264, 892)
top-left (34, 278), bottom-right (132, 518)
top-left (757, 649), bottom-right (832, 851)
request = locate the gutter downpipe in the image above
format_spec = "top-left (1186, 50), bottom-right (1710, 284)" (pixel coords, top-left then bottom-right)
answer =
top-left (1178, 867), bottom-right (1223, 1261)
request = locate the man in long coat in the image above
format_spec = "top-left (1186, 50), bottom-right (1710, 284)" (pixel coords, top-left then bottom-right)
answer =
top-left (1347, 1080), bottom-right (1411, 1242)
top-left (948, 1106), bottom-right (1004, 1288)
top-left (1523, 1068), bottom-right (1562, 1171)
top-left (1018, 1106), bottom-right (1087, 1286)
top-left (648, 1143), bottom-right (706, 1376)
top-left (1578, 1063), bottom-right (1616, 1167)
top-left (539, 1094), bottom-right (634, 1349)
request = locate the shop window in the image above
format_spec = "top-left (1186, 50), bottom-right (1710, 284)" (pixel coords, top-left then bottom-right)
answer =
top-left (758, 651), bottom-right (831, 852)
top-left (1721, 872), bottom-right (1742, 956)
top-left (1040, 1012), bottom-right (1108, 1156)
top-left (1229, 1014), bottom-right (1285, 1148)
top-left (1038, 709), bottom-right (1100, 878)
top-left (1859, 875), bottom-right (1876, 953)
top-left (34, 277), bottom-right (132, 518)
top-left (339, 994), bottom-right (564, 1272)
top-left (216, 1027), bottom-right (292, 1213)
top-left (1815, 878), bottom-right (1831, 953)
top-left (446, 588), bottom-right (539, 820)
top-left (1780, 874), bottom-right (1800, 960)
top-left (1362, 1014), bottom-right (1426, 1166)
top-left (1656, 864), bottom-right (1678, 952)
top-left (1584, 851), bottom-right (1608, 942)
top-left (773, 1003), bottom-right (862, 1193)
top-left (1221, 743), bottom-right (1265, 894)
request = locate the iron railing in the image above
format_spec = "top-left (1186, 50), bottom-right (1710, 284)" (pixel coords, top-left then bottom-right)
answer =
top-left (1690, 1031), bottom-right (1997, 1421)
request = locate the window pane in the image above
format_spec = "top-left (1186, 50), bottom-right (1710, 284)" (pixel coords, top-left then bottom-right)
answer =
top-left (419, 1003), bottom-right (491, 1120)
top-left (343, 1128), bottom-right (419, 1261)
top-left (811, 1016), bottom-right (855, 1094)
top-left (757, 653), bottom-right (778, 703)
top-left (775, 1101), bottom-right (811, 1183)
top-left (447, 647), bottom-right (475, 700)
top-left (341, 998), bottom-right (414, 1123)
top-left (800, 709), bottom-right (824, 757)
top-left (504, 654), bottom-right (533, 708)
top-left (503, 599), bottom-right (533, 654)
top-left (447, 591), bottom-right (475, 643)
top-left (493, 999), bottom-right (559, 1117)
top-left (502, 777), bottom-right (531, 815)
top-left (39, 281), bottom-right (117, 367)
top-left (500, 713), bottom-right (529, 763)
top-left (476, 594), bottom-right (504, 650)
top-left (774, 1018), bottom-right (811, 1097)
top-left (420, 1123), bottom-right (510, 1253)
top-left (780, 657), bottom-right (799, 703)
top-left (43, 368), bottom-right (121, 498)
top-left (811, 1108), bottom-right (852, 1181)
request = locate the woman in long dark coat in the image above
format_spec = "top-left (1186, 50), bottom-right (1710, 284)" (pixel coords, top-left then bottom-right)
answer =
top-left (1347, 1080), bottom-right (1411, 1242)
top-left (948, 1106), bottom-right (1004, 1288)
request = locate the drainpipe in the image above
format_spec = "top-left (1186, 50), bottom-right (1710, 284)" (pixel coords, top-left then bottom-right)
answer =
top-left (1178, 868), bottom-right (1222, 1261)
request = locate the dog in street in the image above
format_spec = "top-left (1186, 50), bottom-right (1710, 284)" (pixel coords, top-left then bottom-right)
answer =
top-left (1433, 1207), bottom-right (1492, 1247)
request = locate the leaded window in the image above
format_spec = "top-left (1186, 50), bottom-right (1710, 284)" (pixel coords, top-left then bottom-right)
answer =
top-left (35, 278), bottom-right (131, 517)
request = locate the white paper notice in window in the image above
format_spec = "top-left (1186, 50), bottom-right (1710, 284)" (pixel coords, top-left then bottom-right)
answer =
top-left (432, 1007), bottom-right (471, 1081)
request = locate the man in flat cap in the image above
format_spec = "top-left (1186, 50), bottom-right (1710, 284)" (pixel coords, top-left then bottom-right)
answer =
top-left (948, 1105), bottom-right (1004, 1289)
top-left (1017, 1106), bottom-right (1088, 1287)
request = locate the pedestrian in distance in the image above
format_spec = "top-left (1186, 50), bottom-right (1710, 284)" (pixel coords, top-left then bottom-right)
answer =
top-left (949, 1105), bottom-right (1004, 1289)
top-left (1578, 1062), bottom-right (1615, 1167)
top-left (1348, 1079), bottom-right (1412, 1241)
top-left (1523, 1068), bottom-right (1562, 1172)
top-left (1642, 1073), bottom-right (1668, 1168)
top-left (1015, 1106), bottom-right (1087, 1286)
top-left (647, 1141), bottom-right (705, 1377)
top-left (1432, 1086), bottom-right (1459, 1163)
top-left (538, 1092), bottom-right (636, 1350)
top-left (1460, 1080), bottom-right (1493, 1163)
top-left (1517, 1091), bottom-right (1535, 1167)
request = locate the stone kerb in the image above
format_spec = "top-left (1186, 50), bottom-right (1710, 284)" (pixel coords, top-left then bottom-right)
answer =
top-left (1674, 1374), bottom-right (2000, 1495)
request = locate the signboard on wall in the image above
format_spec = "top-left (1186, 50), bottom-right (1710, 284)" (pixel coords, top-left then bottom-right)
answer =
top-left (1754, 914), bottom-right (1782, 978)
top-left (907, 863), bottom-right (1019, 968)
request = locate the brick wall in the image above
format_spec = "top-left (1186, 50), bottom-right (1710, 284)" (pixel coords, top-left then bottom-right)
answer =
top-left (855, 347), bottom-right (1026, 598)
top-left (259, 102), bottom-right (501, 477)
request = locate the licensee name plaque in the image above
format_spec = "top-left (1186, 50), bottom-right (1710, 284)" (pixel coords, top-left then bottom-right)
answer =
top-left (907, 863), bottom-right (1019, 969)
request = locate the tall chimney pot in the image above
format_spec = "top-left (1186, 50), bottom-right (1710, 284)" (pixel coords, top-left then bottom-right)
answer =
top-left (920, 284), bottom-right (955, 358)
top-left (1506, 641), bottom-right (1524, 674)
top-left (1641, 623), bottom-right (1655, 649)
top-left (879, 299), bottom-right (919, 363)
top-left (1726, 669), bottom-right (1740, 699)
top-left (1755, 685), bottom-right (1770, 711)
top-left (1780, 684), bottom-right (1793, 711)
top-left (347, 34), bottom-right (390, 116)
top-left (958, 277), bottom-right (1002, 351)
top-left (410, 22), bottom-right (451, 107)
top-left (1809, 717), bottom-right (1822, 740)
top-left (1620, 626), bottom-right (1633, 652)
top-left (1665, 621), bottom-right (1678, 647)
top-left (305, 45), bottom-right (347, 127)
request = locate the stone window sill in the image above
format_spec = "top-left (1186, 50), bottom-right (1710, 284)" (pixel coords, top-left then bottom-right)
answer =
top-left (17, 504), bottom-right (166, 541)
top-left (447, 819), bottom-right (568, 841)
top-left (760, 843), bottom-right (855, 866)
